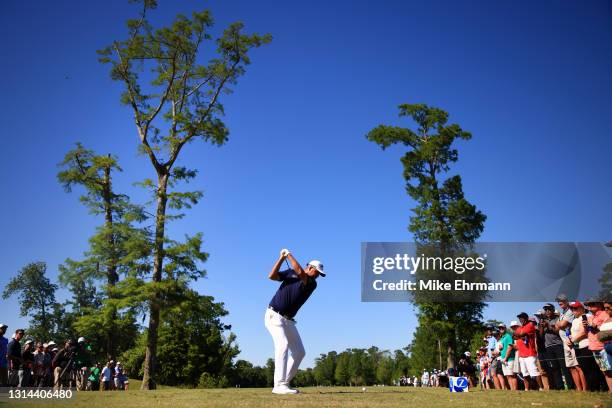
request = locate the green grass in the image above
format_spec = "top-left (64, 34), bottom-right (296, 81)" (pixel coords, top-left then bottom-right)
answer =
top-left (3, 386), bottom-right (610, 408)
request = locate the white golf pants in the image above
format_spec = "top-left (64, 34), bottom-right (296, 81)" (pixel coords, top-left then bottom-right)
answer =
top-left (264, 308), bottom-right (305, 387)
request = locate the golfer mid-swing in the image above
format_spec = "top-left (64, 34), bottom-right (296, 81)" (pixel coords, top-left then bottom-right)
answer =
top-left (265, 248), bottom-right (325, 394)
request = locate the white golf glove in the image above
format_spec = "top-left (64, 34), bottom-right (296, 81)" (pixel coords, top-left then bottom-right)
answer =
top-left (280, 248), bottom-right (290, 258)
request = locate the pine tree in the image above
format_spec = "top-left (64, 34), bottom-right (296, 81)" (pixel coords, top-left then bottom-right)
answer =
top-left (367, 103), bottom-right (487, 368)
top-left (58, 143), bottom-right (149, 360)
top-left (97, 0), bottom-right (270, 388)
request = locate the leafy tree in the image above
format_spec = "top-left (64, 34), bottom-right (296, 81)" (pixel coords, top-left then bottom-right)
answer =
top-left (58, 143), bottom-right (149, 360)
top-left (264, 358), bottom-right (275, 387)
top-left (292, 368), bottom-right (315, 387)
top-left (376, 354), bottom-right (395, 385)
top-left (348, 349), bottom-right (365, 385)
top-left (407, 321), bottom-right (445, 374)
top-left (2, 262), bottom-right (61, 341)
top-left (121, 284), bottom-right (239, 387)
top-left (366, 103), bottom-right (487, 368)
top-left (313, 351), bottom-right (337, 385)
top-left (231, 360), bottom-right (267, 388)
top-left (392, 349), bottom-right (411, 379)
top-left (97, 0), bottom-right (271, 389)
top-left (362, 346), bottom-right (379, 384)
top-left (334, 351), bottom-right (351, 385)
top-left (469, 328), bottom-right (488, 359)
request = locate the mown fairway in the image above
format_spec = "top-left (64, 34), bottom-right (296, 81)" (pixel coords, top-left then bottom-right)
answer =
top-left (3, 386), bottom-right (610, 408)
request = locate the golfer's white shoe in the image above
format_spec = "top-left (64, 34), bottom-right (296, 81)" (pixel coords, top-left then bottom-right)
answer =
top-left (272, 385), bottom-right (299, 394)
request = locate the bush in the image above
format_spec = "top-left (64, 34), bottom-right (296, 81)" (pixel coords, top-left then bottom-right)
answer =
top-left (198, 372), bottom-right (230, 388)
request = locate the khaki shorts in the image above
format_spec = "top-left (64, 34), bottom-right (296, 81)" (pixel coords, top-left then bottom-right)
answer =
top-left (501, 360), bottom-right (515, 376)
top-left (563, 342), bottom-right (579, 367)
top-left (512, 355), bottom-right (520, 374)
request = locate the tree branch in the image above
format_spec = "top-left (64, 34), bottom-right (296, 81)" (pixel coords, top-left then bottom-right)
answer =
top-left (163, 57), bottom-right (239, 170)
top-left (74, 152), bottom-right (105, 188)
top-left (146, 52), bottom-right (178, 125)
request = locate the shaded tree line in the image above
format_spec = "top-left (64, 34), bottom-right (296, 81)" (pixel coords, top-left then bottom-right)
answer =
top-left (288, 347), bottom-right (411, 387)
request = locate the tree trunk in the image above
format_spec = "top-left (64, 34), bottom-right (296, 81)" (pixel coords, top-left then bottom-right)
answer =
top-left (103, 163), bottom-right (118, 361)
top-left (141, 172), bottom-right (169, 390)
top-left (437, 339), bottom-right (442, 371)
top-left (446, 328), bottom-right (456, 369)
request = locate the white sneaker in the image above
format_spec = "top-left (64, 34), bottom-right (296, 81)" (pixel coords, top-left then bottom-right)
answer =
top-left (272, 385), bottom-right (299, 394)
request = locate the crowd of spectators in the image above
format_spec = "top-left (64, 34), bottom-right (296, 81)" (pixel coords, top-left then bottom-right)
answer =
top-left (404, 295), bottom-right (611, 393)
top-left (454, 295), bottom-right (611, 392)
top-left (0, 326), bottom-right (128, 391)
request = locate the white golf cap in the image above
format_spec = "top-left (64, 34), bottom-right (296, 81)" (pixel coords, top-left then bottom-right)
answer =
top-left (78, 336), bottom-right (86, 343)
top-left (307, 260), bottom-right (326, 277)
top-left (47, 341), bottom-right (56, 346)
top-left (25, 339), bottom-right (33, 345)
top-left (510, 320), bottom-right (519, 327)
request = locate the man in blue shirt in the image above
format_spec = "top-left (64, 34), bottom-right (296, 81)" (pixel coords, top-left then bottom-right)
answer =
top-left (0, 324), bottom-right (8, 386)
top-left (485, 326), bottom-right (498, 358)
top-left (7, 329), bottom-right (25, 387)
top-left (265, 248), bottom-right (325, 394)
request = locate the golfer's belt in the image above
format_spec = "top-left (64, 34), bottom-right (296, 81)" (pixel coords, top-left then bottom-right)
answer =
top-left (268, 306), bottom-right (295, 321)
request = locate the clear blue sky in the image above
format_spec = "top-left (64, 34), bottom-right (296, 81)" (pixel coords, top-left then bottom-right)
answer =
top-left (1, 0), bottom-right (611, 368)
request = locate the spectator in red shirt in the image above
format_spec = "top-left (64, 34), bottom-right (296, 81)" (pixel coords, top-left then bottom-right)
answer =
top-left (513, 312), bottom-right (542, 390)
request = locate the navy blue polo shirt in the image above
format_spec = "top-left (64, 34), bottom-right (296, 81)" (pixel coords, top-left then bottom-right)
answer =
top-left (269, 269), bottom-right (317, 319)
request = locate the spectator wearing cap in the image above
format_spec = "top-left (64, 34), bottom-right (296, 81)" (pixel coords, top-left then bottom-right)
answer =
top-left (421, 369), bottom-right (429, 387)
top-left (499, 323), bottom-right (518, 390)
top-left (74, 337), bottom-right (91, 391)
top-left (568, 301), bottom-right (604, 391)
top-left (32, 342), bottom-right (46, 387)
top-left (513, 312), bottom-right (542, 390)
top-left (584, 297), bottom-right (611, 391)
top-left (538, 303), bottom-right (571, 390)
top-left (0, 324), bottom-right (8, 386)
top-left (484, 326), bottom-right (497, 359)
top-left (510, 322), bottom-right (523, 382)
top-left (457, 351), bottom-right (477, 388)
top-left (490, 328), bottom-right (505, 389)
top-left (7, 329), bottom-right (25, 386)
top-left (114, 362), bottom-right (125, 390)
top-left (555, 294), bottom-right (581, 390)
top-left (43, 342), bottom-right (54, 387)
top-left (20, 339), bottom-right (34, 387)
